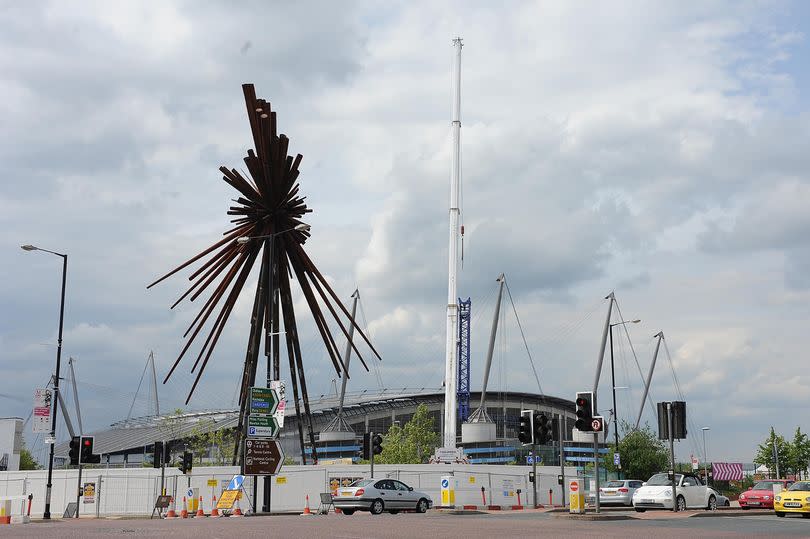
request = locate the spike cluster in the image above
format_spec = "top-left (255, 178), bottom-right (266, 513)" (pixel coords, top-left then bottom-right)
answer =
top-left (149, 84), bottom-right (381, 462)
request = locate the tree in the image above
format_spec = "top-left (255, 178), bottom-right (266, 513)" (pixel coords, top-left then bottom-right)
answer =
top-left (375, 404), bottom-right (440, 464)
top-left (786, 427), bottom-right (810, 479)
top-left (19, 444), bottom-right (39, 470)
top-left (754, 427), bottom-right (791, 478)
top-left (188, 419), bottom-right (236, 466)
top-left (602, 422), bottom-right (669, 481)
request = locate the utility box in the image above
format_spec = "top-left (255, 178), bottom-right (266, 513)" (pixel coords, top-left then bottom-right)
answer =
top-left (440, 475), bottom-right (455, 508)
top-left (568, 479), bottom-right (584, 514)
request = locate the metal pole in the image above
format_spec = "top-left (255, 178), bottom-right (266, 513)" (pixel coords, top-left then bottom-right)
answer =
top-left (532, 444), bottom-right (537, 508)
top-left (592, 293), bottom-right (613, 394)
top-left (609, 325), bottom-right (620, 478)
top-left (668, 402), bottom-right (677, 511)
top-left (75, 456), bottom-right (82, 519)
top-left (774, 439), bottom-right (780, 479)
top-left (702, 430), bottom-right (708, 484)
top-left (370, 431), bottom-right (375, 479)
top-left (337, 290), bottom-right (359, 416)
top-left (160, 440), bottom-right (166, 495)
top-left (593, 433), bottom-right (600, 513)
top-left (444, 37), bottom-right (463, 450)
top-left (149, 352), bottom-right (160, 416)
top-left (478, 275), bottom-right (504, 409)
top-left (559, 415), bottom-right (566, 507)
top-left (635, 332), bottom-right (662, 429)
top-left (44, 252), bottom-right (67, 520)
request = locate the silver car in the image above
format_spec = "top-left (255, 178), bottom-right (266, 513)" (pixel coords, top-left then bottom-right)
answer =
top-left (588, 479), bottom-right (645, 506)
top-left (333, 478), bottom-right (433, 515)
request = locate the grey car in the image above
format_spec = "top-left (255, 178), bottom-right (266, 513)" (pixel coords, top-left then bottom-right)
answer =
top-left (587, 479), bottom-right (645, 506)
top-left (332, 478), bottom-right (433, 515)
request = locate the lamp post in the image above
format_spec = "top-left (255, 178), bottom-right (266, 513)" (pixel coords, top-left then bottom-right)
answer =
top-left (21, 244), bottom-right (67, 520)
top-left (702, 427), bottom-right (710, 483)
top-left (609, 318), bottom-right (640, 478)
top-left (237, 223), bottom-right (308, 513)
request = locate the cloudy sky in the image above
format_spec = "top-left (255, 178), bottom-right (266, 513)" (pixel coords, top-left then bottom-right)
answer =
top-left (2, 1), bottom-right (809, 463)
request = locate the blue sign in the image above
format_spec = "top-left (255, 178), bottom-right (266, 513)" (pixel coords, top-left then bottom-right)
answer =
top-left (226, 475), bottom-right (245, 491)
top-left (441, 479), bottom-right (449, 488)
top-left (248, 426), bottom-right (257, 435)
top-left (614, 453), bottom-right (621, 466)
top-left (526, 456), bottom-right (534, 464)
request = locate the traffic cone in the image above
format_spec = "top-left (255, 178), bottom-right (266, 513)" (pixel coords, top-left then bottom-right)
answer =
top-left (165, 497), bottom-right (178, 519)
top-left (180, 496), bottom-right (188, 519)
top-left (232, 498), bottom-right (244, 517)
top-left (196, 496), bottom-right (206, 517)
top-left (210, 496), bottom-right (220, 518)
top-left (301, 494), bottom-right (312, 516)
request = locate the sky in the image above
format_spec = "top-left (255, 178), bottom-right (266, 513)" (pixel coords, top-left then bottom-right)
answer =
top-left (1, 1), bottom-right (809, 464)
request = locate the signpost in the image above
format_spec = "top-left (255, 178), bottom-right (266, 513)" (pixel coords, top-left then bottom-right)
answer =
top-left (244, 439), bottom-right (284, 476)
top-left (33, 389), bottom-right (53, 434)
top-left (249, 387), bottom-right (279, 416)
top-left (247, 415), bottom-right (279, 438)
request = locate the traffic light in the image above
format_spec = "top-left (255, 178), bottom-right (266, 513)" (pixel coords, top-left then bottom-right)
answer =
top-left (518, 410), bottom-right (534, 445)
top-left (362, 433), bottom-right (371, 460)
top-left (179, 451), bottom-right (193, 474)
top-left (80, 436), bottom-right (101, 464)
top-left (657, 402), bottom-right (669, 440)
top-left (534, 413), bottom-right (552, 444)
top-left (69, 436), bottom-right (80, 466)
top-left (372, 434), bottom-right (383, 456)
top-left (672, 401), bottom-right (687, 440)
top-left (153, 441), bottom-right (163, 469)
top-left (575, 392), bottom-right (594, 432)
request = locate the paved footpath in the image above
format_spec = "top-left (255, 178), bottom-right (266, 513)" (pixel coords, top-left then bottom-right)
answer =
top-left (2, 509), bottom-right (809, 538)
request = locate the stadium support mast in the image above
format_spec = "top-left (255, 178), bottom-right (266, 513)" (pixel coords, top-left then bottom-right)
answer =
top-left (457, 298), bottom-right (471, 422)
top-left (444, 37), bottom-right (463, 449)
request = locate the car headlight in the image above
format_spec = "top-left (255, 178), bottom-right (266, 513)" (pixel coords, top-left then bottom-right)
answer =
top-left (805, 497), bottom-right (810, 502)
top-left (739, 494), bottom-right (745, 500)
top-left (775, 496), bottom-right (781, 502)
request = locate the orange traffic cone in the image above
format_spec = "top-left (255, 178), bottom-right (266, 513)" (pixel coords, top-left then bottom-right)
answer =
top-left (210, 496), bottom-right (221, 518)
top-left (232, 497), bottom-right (244, 517)
top-left (180, 496), bottom-right (188, 519)
top-left (165, 497), bottom-right (178, 519)
top-left (196, 496), bottom-right (206, 517)
top-left (301, 494), bottom-right (312, 516)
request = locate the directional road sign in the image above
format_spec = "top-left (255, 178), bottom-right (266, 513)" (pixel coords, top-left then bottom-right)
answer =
top-left (247, 414), bottom-right (279, 438)
top-left (244, 439), bottom-right (284, 476)
top-left (249, 387), bottom-right (280, 416)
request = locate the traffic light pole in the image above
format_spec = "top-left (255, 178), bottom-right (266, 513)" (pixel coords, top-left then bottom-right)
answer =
top-left (531, 443), bottom-right (537, 508)
top-left (668, 402), bottom-right (677, 512)
top-left (559, 415), bottom-right (565, 507)
top-left (593, 433), bottom-right (600, 514)
top-left (370, 431), bottom-right (375, 479)
top-left (160, 440), bottom-right (166, 495)
top-left (75, 453), bottom-right (83, 518)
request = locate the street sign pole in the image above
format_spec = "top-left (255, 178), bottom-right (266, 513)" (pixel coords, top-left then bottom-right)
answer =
top-left (593, 432), bottom-right (600, 514)
top-left (559, 415), bottom-right (566, 507)
top-left (532, 443), bottom-right (537, 508)
top-left (668, 402), bottom-right (677, 512)
top-left (370, 431), bottom-right (375, 479)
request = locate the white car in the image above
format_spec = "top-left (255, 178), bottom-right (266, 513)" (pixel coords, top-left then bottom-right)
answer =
top-left (333, 478), bottom-right (433, 515)
top-left (632, 473), bottom-right (719, 512)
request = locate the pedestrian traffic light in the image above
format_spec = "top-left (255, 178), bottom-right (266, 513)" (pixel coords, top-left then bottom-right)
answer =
top-left (672, 401), bottom-right (687, 440)
top-left (178, 451), bottom-right (193, 474)
top-left (362, 432), bottom-right (371, 460)
top-left (69, 436), bottom-right (80, 466)
top-left (80, 436), bottom-right (101, 464)
top-left (372, 434), bottom-right (383, 456)
top-left (518, 410), bottom-right (534, 445)
top-left (534, 413), bottom-right (552, 444)
top-left (153, 441), bottom-right (163, 469)
top-left (575, 392), bottom-right (594, 432)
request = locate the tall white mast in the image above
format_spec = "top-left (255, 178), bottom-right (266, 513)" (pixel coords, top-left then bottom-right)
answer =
top-left (444, 37), bottom-right (463, 449)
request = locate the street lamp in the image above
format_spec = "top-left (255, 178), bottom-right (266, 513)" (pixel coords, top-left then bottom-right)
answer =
top-left (21, 244), bottom-right (67, 520)
top-left (609, 318), bottom-right (641, 477)
top-left (702, 427), bottom-right (710, 483)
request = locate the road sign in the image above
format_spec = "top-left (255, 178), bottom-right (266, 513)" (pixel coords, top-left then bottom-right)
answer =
top-left (226, 475), bottom-right (244, 491)
top-left (247, 414), bottom-right (279, 438)
top-left (33, 388), bottom-right (52, 434)
top-left (269, 380), bottom-right (286, 427)
top-left (249, 387), bottom-right (279, 416)
top-left (590, 416), bottom-right (604, 432)
top-left (691, 455), bottom-right (699, 470)
top-left (614, 452), bottom-right (621, 466)
top-left (244, 439), bottom-right (284, 475)
top-left (207, 479), bottom-right (218, 487)
top-left (217, 490), bottom-right (239, 510)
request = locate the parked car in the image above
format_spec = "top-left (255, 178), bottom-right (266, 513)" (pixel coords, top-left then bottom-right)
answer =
top-left (332, 478), bottom-right (433, 515)
top-left (632, 473), bottom-right (718, 512)
top-left (585, 480), bottom-right (645, 506)
top-left (708, 488), bottom-right (730, 507)
top-left (774, 480), bottom-right (810, 518)
top-left (739, 479), bottom-right (794, 509)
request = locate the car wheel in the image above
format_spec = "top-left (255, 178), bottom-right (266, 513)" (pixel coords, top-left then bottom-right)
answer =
top-left (676, 496), bottom-right (686, 512)
top-left (634, 508), bottom-right (646, 513)
top-left (370, 499), bottom-right (384, 515)
top-left (776, 511), bottom-right (785, 518)
top-left (416, 499), bottom-right (429, 513)
top-left (342, 509), bottom-right (355, 515)
top-left (707, 496), bottom-right (717, 511)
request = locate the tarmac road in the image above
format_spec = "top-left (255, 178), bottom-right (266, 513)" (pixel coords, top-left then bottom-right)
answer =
top-left (4, 510), bottom-right (809, 538)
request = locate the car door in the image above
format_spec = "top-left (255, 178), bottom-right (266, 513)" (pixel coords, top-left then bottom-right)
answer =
top-left (392, 480), bottom-right (415, 508)
top-left (681, 476), bottom-right (702, 508)
top-left (374, 480), bottom-right (398, 508)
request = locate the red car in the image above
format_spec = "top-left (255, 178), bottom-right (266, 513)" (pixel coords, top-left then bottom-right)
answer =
top-left (738, 480), bottom-right (794, 509)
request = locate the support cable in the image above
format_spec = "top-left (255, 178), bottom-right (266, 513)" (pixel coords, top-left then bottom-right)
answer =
top-left (503, 278), bottom-right (544, 396)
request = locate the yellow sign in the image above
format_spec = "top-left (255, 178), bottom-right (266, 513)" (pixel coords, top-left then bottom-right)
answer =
top-left (469, 476), bottom-right (476, 484)
top-left (207, 479), bottom-right (218, 487)
top-left (276, 476), bottom-right (287, 484)
top-left (217, 490), bottom-right (240, 510)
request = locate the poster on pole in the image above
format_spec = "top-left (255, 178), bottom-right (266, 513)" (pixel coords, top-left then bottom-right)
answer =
top-left (83, 482), bottom-right (96, 504)
top-left (33, 388), bottom-right (52, 434)
top-left (269, 380), bottom-right (286, 427)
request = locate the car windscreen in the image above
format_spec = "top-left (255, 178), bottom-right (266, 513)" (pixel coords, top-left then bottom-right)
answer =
top-left (646, 473), bottom-right (681, 486)
top-left (752, 482), bottom-right (779, 491)
top-left (349, 479), bottom-right (373, 487)
top-left (604, 481), bottom-right (625, 488)
top-left (788, 482), bottom-right (810, 491)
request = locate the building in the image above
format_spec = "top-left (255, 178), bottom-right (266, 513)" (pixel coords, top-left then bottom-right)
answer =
top-left (0, 418), bottom-right (24, 471)
top-left (53, 388), bottom-right (576, 467)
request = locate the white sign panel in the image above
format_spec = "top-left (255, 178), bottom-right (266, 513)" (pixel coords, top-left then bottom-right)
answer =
top-left (269, 380), bottom-right (286, 428)
top-left (33, 388), bottom-right (52, 434)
